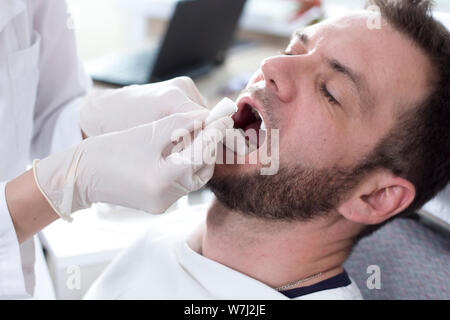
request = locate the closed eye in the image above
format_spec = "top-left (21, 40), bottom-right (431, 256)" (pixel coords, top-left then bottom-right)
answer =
top-left (320, 83), bottom-right (340, 106)
top-left (282, 49), bottom-right (340, 107)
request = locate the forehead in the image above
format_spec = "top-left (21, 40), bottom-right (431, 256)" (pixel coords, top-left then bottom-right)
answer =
top-left (302, 12), bottom-right (432, 116)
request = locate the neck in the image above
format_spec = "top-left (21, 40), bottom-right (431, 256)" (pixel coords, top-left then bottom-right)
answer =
top-left (196, 199), bottom-right (361, 289)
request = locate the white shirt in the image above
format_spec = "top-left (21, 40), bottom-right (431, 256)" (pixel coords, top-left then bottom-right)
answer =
top-left (84, 205), bottom-right (363, 300)
top-left (0, 0), bottom-right (89, 299)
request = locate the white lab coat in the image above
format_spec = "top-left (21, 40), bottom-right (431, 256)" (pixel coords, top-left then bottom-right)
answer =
top-left (0, 0), bottom-right (90, 299)
top-left (84, 205), bottom-right (363, 300)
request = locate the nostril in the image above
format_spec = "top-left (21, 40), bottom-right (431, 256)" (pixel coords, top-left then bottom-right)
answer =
top-left (269, 79), bottom-right (278, 91)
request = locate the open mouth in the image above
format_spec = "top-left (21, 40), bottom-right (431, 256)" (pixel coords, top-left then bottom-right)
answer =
top-left (232, 100), bottom-right (267, 150)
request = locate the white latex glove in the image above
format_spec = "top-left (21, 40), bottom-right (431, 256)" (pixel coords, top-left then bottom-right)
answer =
top-left (33, 110), bottom-right (233, 221)
top-left (79, 77), bottom-right (208, 137)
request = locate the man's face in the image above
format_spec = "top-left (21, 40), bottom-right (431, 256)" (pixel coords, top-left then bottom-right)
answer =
top-left (208, 12), bottom-right (431, 219)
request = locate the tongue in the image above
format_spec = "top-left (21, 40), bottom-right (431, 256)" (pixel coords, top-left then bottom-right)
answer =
top-left (245, 120), bottom-right (262, 147)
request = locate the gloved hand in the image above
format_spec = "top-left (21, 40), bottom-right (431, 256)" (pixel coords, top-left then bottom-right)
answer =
top-left (33, 110), bottom-right (233, 221)
top-left (79, 77), bottom-right (208, 137)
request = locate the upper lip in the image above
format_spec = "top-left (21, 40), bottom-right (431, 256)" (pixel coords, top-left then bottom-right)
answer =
top-left (236, 95), bottom-right (268, 129)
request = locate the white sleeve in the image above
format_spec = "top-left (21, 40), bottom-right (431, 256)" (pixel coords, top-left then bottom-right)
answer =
top-left (49, 96), bottom-right (85, 154)
top-left (0, 182), bottom-right (34, 299)
top-left (30, 0), bottom-right (91, 159)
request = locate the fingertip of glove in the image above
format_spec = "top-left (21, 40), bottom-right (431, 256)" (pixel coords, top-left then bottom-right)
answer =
top-left (223, 116), bottom-right (234, 129)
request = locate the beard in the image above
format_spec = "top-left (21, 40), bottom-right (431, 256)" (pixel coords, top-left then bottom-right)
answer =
top-left (207, 162), bottom-right (364, 222)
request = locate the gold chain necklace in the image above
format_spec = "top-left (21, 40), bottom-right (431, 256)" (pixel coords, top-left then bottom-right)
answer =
top-left (275, 272), bottom-right (323, 291)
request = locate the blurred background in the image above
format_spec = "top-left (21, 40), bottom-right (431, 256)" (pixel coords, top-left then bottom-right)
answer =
top-left (68, 0), bottom-right (450, 60)
top-left (66, 0), bottom-right (450, 102)
top-left (37, 0), bottom-right (450, 300)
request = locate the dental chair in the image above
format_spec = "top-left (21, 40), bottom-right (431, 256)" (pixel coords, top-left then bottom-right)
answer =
top-left (344, 184), bottom-right (450, 300)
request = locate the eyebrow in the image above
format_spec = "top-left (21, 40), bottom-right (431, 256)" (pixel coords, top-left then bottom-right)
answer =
top-left (327, 58), bottom-right (374, 115)
top-left (293, 30), bottom-right (374, 115)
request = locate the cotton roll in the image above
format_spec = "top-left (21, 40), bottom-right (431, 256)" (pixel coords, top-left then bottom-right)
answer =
top-left (205, 97), bottom-right (238, 126)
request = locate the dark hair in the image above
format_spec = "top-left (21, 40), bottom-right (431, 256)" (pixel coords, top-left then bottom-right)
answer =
top-left (357, 0), bottom-right (450, 237)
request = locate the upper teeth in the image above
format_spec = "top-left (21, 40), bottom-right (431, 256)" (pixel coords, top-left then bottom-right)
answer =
top-left (251, 107), bottom-right (261, 119)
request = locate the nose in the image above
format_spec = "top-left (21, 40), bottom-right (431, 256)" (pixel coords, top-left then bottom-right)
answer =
top-left (260, 56), bottom-right (297, 103)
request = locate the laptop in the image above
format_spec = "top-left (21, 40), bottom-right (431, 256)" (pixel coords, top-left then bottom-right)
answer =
top-left (87, 0), bottom-right (247, 86)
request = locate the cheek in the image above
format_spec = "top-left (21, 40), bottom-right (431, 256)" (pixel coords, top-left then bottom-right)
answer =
top-left (279, 106), bottom-right (347, 168)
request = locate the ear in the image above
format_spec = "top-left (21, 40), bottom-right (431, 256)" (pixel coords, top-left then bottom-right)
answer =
top-left (338, 169), bottom-right (416, 225)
